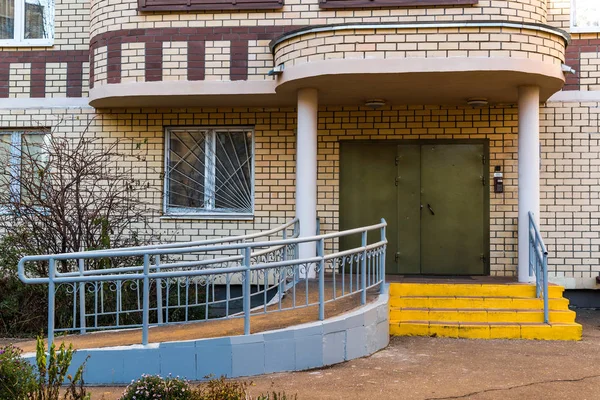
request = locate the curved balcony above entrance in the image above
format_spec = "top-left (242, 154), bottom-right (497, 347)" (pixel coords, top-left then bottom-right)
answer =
top-left (270, 22), bottom-right (570, 105)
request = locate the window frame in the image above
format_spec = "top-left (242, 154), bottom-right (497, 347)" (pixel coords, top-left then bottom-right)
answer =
top-left (163, 126), bottom-right (255, 220)
top-left (0, 0), bottom-right (54, 47)
top-left (318, 0), bottom-right (478, 10)
top-left (571, 0), bottom-right (600, 33)
top-left (0, 130), bottom-right (48, 211)
top-left (138, 0), bottom-right (283, 12)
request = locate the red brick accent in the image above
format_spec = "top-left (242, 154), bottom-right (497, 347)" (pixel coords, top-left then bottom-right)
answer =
top-left (562, 39), bottom-right (600, 91)
top-left (67, 61), bottom-right (84, 97)
top-left (89, 26), bottom-right (299, 86)
top-left (107, 42), bottom-right (122, 84)
top-left (30, 61), bottom-right (46, 98)
top-left (145, 41), bottom-right (163, 82)
top-left (0, 65), bottom-right (9, 98)
top-left (0, 50), bottom-right (88, 98)
top-left (89, 51), bottom-right (95, 90)
top-left (231, 39), bottom-right (249, 81)
top-left (188, 41), bottom-right (205, 81)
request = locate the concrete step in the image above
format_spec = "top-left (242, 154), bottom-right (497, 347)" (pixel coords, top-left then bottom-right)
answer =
top-left (389, 308), bottom-right (576, 324)
top-left (389, 320), bottom-right (582, 341)
top-left (389, 283), bottom-right (564, 298)
top-left (389, 296), bottom-right (571, 310)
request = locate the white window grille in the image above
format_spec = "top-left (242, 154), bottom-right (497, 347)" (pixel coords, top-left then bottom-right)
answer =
top-left (0, 130), bottom-right (48, 206)
top-left (572, 0), bottom-right (600, 33)
top-left (0, 0), bottom-right (54, 46)
top-left (164, 127), bottom-right (255, 218)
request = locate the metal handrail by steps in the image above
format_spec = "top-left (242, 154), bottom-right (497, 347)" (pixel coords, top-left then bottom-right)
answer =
top-left (529, 211), bottom-right (549, 324)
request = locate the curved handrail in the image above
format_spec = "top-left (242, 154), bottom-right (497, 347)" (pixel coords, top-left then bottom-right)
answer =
top-left (18, 218), bottom-right (388, 347)
top-left (91, 217), bottom-right (299, 253)
top-left (18, 218), bottom-right (299, 283)
top-left (19, 221), bottom-right (385, 265)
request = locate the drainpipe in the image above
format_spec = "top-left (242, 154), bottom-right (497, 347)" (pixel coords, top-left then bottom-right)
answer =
top-left (296, 88), bottom-right (318, 278)
top-left (517, 85), bottom-right (540, 283)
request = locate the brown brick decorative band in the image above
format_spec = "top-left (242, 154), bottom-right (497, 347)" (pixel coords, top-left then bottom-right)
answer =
top-left (0, 50), bottom-right (88, 98)
top-left (563, 38), bottom-right (598, 91)
top-left (188, 41), bottom-right (206, 81)
top-left (89, 26), bottom-right (300, 86)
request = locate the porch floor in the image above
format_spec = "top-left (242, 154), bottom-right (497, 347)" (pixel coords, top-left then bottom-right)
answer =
top-left (387, 275), bottom-right (519, 284)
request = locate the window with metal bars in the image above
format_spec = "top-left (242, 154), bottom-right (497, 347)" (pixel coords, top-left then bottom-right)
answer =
top-left (164, 127), bottom-right (254, 217)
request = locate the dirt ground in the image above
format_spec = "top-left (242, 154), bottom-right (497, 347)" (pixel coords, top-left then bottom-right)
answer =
top-left (80, 309), bottom-right (600, 400)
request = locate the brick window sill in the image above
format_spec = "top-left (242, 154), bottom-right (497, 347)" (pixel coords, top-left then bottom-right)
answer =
top-left (160, 214), bottom-right (255, 221)
top-left (0, 39), bottom-right (53, 47)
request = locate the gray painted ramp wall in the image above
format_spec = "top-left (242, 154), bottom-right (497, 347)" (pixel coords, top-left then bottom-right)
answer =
top-left (24, 293), bottom-right (390, 385)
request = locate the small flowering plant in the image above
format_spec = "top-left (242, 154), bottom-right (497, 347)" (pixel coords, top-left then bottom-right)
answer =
top-left (0, 343), bottom-right (36, 400)
top-left (119, 374), bottom-right (194, 400)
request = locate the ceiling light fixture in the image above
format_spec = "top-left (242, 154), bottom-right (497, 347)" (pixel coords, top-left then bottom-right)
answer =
top-left (365, 99), bottom-right (386, 109)
top-left (467, 98), bottom-right (489, 107)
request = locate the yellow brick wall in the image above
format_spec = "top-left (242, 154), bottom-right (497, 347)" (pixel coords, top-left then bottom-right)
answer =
top-left (8, 63), bottom-right (31, 98)
top-left (274, 26), bottom-right (566, 68)
top-left (90, 0), bottom-right (549, 39)
top-left (122, 43), bottom-right (146, 83)
top-left (163, 42), bottom-right (188, 81)
top-left (541, 100), bottom-right (600, 286)
top-left (0, 105), bottom-right (520, 277)
top-left (547, 0), bottom-right (569, 30)
top-left (2, 100), bottom-right (600, 282)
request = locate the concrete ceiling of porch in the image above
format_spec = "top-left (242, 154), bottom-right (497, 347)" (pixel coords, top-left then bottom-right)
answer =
top-left (275, 70), bottom-right (564, 107)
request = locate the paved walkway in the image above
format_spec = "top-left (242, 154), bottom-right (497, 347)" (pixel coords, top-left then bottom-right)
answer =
top-left (88, 309), bottom-right (600, 399)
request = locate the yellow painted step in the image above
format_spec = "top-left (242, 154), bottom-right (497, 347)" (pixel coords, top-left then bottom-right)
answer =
top-left (389, 296), bottom-right (570, 310)
top-left (389, 308), bottom-right (576, 324)
top-left (389, 283), bottom-right (564, 298)
top-left (389, 320), bottom-right (582, 341)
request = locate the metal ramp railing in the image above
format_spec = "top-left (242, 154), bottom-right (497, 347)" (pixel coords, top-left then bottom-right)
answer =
top-left (18, 218), bottom-right (387, 346)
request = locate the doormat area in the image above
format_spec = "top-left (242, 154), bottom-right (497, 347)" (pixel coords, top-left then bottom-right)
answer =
top-left (412, 275), bottom-right (475, 280)
top-left (388, 275), bottom-right (476, 282)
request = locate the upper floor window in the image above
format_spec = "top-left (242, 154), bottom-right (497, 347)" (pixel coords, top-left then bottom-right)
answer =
top-left (0, 0), bottom-right (54, 46)
top-left (572, 0), bottom-right (600, 33)
top-left (0, 130), bottom-right (48, 206)
top-left (319, 0), bottom-right (477, 9)
top-left (139, 0), bottom-right (282, 12)
top-left (164, 127), bottom-right (254, 219)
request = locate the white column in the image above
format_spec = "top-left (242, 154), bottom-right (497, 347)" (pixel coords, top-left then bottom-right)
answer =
top-left (517, 85), bottom-right (540, 283)
top-left (296, 88), bottom-right (318, 278)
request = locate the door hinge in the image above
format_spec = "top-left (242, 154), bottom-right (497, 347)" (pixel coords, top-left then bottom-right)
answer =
top-left (480, 254), bottom-right (487, 265)
top-left (482, 154), bottom-right (486, 165)
top-left (395, 177), bottom-right (399, 186)
top-left (395, 252), bottom-right (400, 263)
top-left (395, 156), bottom-right (399, 166)
top-left (482, 176), bottom-right (486, 186)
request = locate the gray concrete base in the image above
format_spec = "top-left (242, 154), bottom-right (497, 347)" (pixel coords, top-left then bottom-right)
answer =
top-left (24, 293), bottom-right (389, 385)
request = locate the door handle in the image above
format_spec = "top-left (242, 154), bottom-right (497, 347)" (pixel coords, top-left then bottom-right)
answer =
top-left (427, 203), bottom-right (435, 215)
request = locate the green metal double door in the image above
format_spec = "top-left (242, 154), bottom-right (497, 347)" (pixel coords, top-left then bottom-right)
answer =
top-left (340, 141), bottom-right (489, 275)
